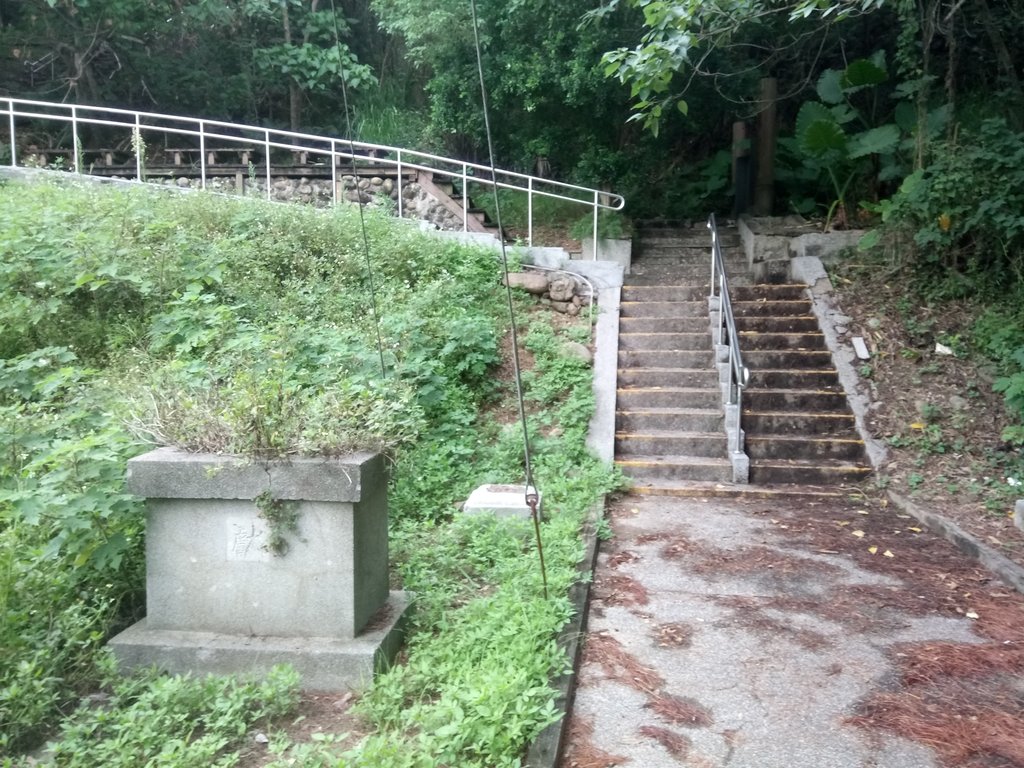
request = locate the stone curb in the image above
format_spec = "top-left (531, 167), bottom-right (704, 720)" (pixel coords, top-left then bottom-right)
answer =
top-left (524, 281), bottom-right (621, 767)
top-left (888, 491), bottom-right (1024, 595)
top-left (523, 500), bottom-right (604, 768)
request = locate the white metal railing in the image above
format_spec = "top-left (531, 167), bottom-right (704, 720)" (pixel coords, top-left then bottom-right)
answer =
top-left (708, 212), bottom-right (750, 468)
top-left (0, 98), bottom-right (625, 257)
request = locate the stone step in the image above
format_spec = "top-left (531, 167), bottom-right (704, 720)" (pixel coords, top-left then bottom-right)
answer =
top-left (633, 248), bottom-right (746, 264)
top-left (744, 389), bottom-right (850, 411)
top-left (619, 332), bottom-right (710, 351)
top-left (617, 367), bottom-right (720, 388)
top-left (626, 272), bottom-right (753, 289)
top-left (616, 431), bottom-right (726, 458)
top-left (734, 315), bottom-right (820, 333)
top-left (733, 300), bottom-right (813, 318)
top-left (620, 316), bottom-right (711, 334)
top-left (617, 387), bottom-right (721, 409)
top-left (739, 331), bottom-right (827, 351)
top-left (625, 481), bottom-right (849, 499)
top-left (618, 349), bottom-right (715, 369)
top-left (635, 229), bottom-right (741, 247)
top-left (743, 349), bottom-right (833, 369)
top-left (749, 459), bottom-right (872, 485)
top-left (620, 300), bottom-right (708, 319)
top-left (616, 455), bottom-right (734, 483)
top-left (742, 411), bottom-right (855, 435)
top-left (616, 408), bottom-right (723, 432)
top-left (746, 435), bottom-right (865, 461)
top-left (747, 369), bottom-right (841, 389)
top-left (733, 284), bottom-right (809, 301)
top-left (621, 285), bottom-right (706, 302)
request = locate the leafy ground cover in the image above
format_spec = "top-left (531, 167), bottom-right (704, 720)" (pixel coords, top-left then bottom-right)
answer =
top-left (0, 176), bottom-right (619, 765)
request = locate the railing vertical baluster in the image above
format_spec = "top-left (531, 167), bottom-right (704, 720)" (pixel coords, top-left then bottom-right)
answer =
top-left (264, 130), bottom-right (271, 201)
top-left (71, 106), bottom-right (80, 174)
top-left (331, 139), bottom-right (338, 206)
top-left (397, 150), bottom-right (403, 220)
top-left (199, 120), bottom-right (207, 190)
top-left (7, 100), bottom-right (15, 167)
top-left (134, 113), bottom-right (142, 181)
top-left (462, 163), bottom-right (469, 233)
top-left (592, 190), bottom-right (599, 260)
top-left (527, 177), bottom-right (534, 248)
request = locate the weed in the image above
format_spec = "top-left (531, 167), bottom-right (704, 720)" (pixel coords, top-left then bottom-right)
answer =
top-left (254, 491), bottom-right (301, 557)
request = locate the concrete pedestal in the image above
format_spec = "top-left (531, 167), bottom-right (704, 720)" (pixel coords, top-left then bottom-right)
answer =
top-left (108, 447), bottom-right (408, 690)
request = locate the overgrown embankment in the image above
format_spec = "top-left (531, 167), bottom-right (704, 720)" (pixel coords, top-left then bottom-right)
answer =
top-left (0, 177), bottom-right (617, 765)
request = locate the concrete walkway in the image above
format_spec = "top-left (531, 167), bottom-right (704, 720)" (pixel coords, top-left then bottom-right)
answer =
top-left (560, 490), bottom-right (1020, 768)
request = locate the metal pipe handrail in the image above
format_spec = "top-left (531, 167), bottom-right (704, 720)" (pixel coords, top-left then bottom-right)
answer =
top-left (1, 97), bottom-right (624, 255)
top-left (707, 213), bottom-right (750, 457)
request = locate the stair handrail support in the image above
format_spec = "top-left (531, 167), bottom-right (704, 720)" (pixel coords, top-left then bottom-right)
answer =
top-left (707, 213), bottom-right (750, 482)
top-left (0, 97), bottom-right (624, 258)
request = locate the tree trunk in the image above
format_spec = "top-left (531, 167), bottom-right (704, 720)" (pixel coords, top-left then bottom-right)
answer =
top-left (282, 1), bottom-right (302, 132)
top-left (976, 0), bottom-right (1024, 127)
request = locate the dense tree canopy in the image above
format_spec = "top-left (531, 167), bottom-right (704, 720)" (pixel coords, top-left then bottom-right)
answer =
top-left (1, 0), bottom-right (1022, 221)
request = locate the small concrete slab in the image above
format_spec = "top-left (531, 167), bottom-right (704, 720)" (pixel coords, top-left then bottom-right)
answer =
top-left (851, 336), bottom-right (871, 360)
top-left (462, 484), bottom-right (541, 520)
top-left (1014, 499), bottom-right (1024, 533)
top-left (109, 591), bottom-right (410, 692)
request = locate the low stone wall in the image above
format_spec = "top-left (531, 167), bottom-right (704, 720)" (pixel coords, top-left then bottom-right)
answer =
top-left (145, 173), bottom-right (464, 231)
top-left (737, 215), bottom-right (866, 282)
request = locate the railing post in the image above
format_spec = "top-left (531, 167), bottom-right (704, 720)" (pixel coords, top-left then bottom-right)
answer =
top-left (134, 113), bottom-right (143, 181)
top-left (592, 190), bottom-right (599, 261)
top-left (397, 150), bottom-right (403, 220)
top-left (264, 130), bottom-right (272, 201)
top-left (71, 105), bottom-right (80, 174)
top-left (6, 100), bottom-right (15, 167)
top-left (527, 177), bottom-right (534, 248)
top-left (199, 120), bottom-right (207, 190)
top-left (462, 163), bottom-right (469, 233)
top-left (331, 139), bottom-right (338, 206)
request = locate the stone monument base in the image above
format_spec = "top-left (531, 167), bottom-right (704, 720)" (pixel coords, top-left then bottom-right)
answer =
top-left (109, 591), bottom-right (410, 691)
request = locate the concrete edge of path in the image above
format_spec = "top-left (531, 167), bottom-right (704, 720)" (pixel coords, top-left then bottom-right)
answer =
top-left (888, 491), bottom-right (1024, 595)
top-left (523, 499), bottom-right (604, 768)
top-left (525, 282), bottom-right (621, 767)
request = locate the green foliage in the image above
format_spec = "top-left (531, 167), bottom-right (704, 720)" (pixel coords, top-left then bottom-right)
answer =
top-left (44, 665), bottom-right (299, 767)
top-left (254, 492), bottom-right (301, 557)
top-left (789, 54), bottom-right (903, 227)
top-left (865, 119), bottom-right (1024, 298)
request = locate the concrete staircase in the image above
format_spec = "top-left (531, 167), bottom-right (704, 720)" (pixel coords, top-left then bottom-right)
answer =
top-left (735, 284), bottom-right (873, 485)
top-left (628, 220), bottom-right (749, 286)
top-left (614, 221), bottom-right (872, 490)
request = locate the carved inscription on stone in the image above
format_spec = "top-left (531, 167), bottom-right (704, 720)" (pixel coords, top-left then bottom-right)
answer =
top-left (226, 516), bottom-right (272, 562)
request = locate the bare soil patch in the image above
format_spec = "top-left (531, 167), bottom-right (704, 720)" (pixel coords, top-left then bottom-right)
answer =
top-left (828, 262), bottom-right (1024, 563)
top-left (234, 692), bottom-right (367, 767)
